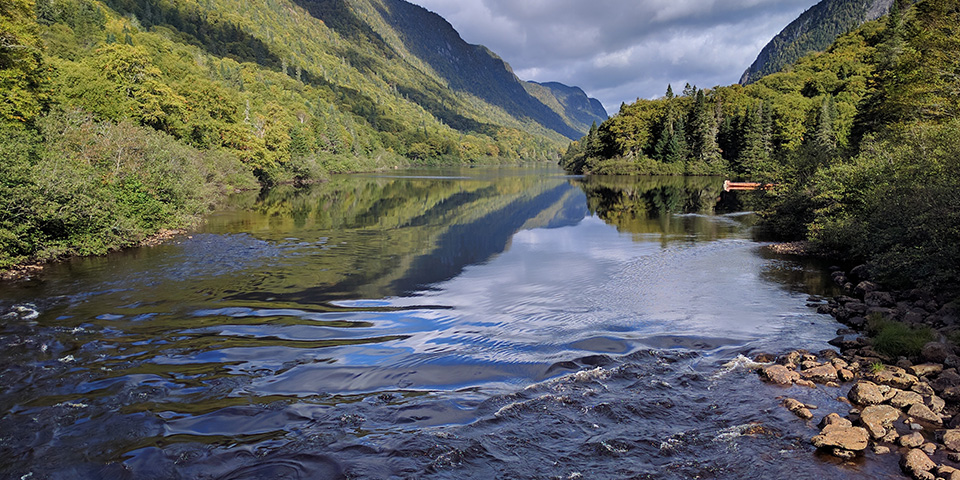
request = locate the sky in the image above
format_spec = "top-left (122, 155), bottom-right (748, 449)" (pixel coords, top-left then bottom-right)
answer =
top-left (404, 0), bottom-right (820, 115)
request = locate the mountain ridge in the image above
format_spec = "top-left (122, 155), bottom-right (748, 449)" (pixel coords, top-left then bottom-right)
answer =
top-left (740, 0), bottom-right (895, 84)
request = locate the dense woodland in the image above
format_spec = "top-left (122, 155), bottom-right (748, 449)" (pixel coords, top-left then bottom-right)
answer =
top-left (0, 0), bottom-right (574, 269)
top-left (562, 0), bottom-right (960, 289)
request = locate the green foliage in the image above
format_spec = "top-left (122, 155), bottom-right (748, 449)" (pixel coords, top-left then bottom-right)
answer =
top-left (867, 315), bottom-right (934, 359)
top-left (740, 0), bottom-right (892, 84)
top-left (0, 110), bottom-right (257, 267)
top-left (1, 0), bottom-right (576, 269)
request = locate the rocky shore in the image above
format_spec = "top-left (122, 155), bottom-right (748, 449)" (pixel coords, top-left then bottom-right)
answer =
top-left (755, 264), bottom-right (960, 479)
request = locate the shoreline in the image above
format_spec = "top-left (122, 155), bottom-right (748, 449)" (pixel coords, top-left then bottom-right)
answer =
top-left (0, 228), bottom-right (187, 283)
top-left (752, 260), bottom-right (960, 479)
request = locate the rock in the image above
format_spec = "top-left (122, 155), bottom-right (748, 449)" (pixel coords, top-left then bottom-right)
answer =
top-left (923, 343), bottom-right (956, 364)
top-left (838, 368), bottom-right (855, 382)
top-left (832, 448), bottom-right (857, 459)
top-left (783, 398), bottom-right (814, 419)
top-left (850, 264), bottom-right (872, 282)
top-left (796, 379), bottom-right (817, 388)
top-left (801, 364), bottom-right (839, 383)
top-left (762, 365), bottom-right (800, 386)
top-left (868, 367), bottom-right (920, 390)
top-left (900, 432), bottom-right (925, 448)
top-left (946, 355), bottom-right (960, 370)
top-left (753, 352), bottom-right (777, 363)
top-left (901, 449), bottom-right (937, 479)
top-left (819, 413), bottom-right (853, 429)
top-left (926, 395), bottom-right (945, 414)
top-left (913, 382), bottom-right (936, 396)
top-left (941, 429), bottom-right (960, 452)
top-left (860, 404), bottom-right (902, 439)
top-left (939, 466), bottom-right (960, 480)
top-left (950, 451), bottom-right (960, 463)
top-left (856, 281), bottom-right (881, 297)
top-left (883, 429), bottom-right (901, 443)
top-left (921, 443), bottom-right (937, 455)
top-left (908, 403), bottom-right (943, 425)
top-left (903, 311), bottom-right (926, 325)
top-left (812, 424), bottom-right (869, 451)
top-left (848, 381), bottom-right (886, 406)
top-left (779, 351), bottom-right (804, 368)
top-left (941, 386), bottom-right (960, 402)
top-left (891, 390), bottom-right (926, 409)
top-left (874, 445), bottom-right (892, 455)
top-left (911, 364), bottom-right (945, 377)
top-left (866, 291), bottom-right (897, 308)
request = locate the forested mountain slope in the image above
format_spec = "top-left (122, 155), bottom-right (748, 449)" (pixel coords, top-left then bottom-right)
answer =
top-left (0, 0), bottom-right (600, 269)
top-left (740, 0), bottom-right (895, 84)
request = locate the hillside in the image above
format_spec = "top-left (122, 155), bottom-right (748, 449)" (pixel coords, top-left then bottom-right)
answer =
top-left (337, 0), bottom-right (595, 139)
top-left (740, 0), bottom-right (895, 84)
top-left (0, 0), bottom-right (602, 269)
top-left (562, 0), bottom-right (960, 288)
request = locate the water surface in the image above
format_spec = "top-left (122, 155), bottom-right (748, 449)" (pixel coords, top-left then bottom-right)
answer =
top-left (0, 168), bottom-right (898, 478)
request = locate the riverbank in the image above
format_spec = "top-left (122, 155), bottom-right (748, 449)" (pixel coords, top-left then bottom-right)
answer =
top-left (753, 260), bottom-right (960, 479)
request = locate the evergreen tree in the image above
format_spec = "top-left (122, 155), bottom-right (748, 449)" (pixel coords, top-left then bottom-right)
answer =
top-left (689, 89), bottom-right (721, 164)
top-left (737, 102), bottom-right (773, 178)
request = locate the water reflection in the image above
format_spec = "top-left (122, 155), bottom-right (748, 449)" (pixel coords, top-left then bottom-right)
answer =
top-left (0, 168), bottom-right (852, 479)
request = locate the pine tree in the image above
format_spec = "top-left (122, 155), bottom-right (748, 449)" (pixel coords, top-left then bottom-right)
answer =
top-left (737, 102), bottom-right (773, 177)
top-left (689, 89), bottom-right (721, 163)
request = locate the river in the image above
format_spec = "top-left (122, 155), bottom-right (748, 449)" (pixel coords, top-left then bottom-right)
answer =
top-left (0, 167), bottom-right (902, 479)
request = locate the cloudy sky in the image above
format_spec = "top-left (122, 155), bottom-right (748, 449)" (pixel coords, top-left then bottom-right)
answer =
top-left (404, 0), bottom-right (819, 114)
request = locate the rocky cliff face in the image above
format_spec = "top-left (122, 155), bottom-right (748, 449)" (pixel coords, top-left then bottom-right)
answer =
top-left (740, 0), bottom-right (895, 85)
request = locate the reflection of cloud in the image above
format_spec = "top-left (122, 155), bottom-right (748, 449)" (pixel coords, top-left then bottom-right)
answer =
top-left (406, 0), bottom-right (817, 111)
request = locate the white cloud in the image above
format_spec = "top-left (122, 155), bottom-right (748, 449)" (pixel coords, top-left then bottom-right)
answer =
top-left (405, 0), bottom-right (818, 113)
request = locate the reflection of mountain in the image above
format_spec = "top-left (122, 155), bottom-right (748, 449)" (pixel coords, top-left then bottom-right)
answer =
top-left (205, 171), bottom-right (587, 304)
top-left (573, 176), bottom-right (751, 241)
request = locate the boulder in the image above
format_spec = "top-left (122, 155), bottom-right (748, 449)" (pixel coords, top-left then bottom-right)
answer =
top-left (848, 381), bottom-right (885, 406)
top-left (867, 367), bottom-right (919, 390)
top-left (860, 404), bottom-right (901, 439)
top-left (942, 429), bottom-right (960, 452)
top-left (922, 342), bottom-right (955, 364)
top-left (762, 365), bottom-right (800, 386)
top-left (819, 413), bottom-right (853, 429)
top-left (926, 395), bottom-right (945, 414)
top-left (856, 281), bottom-right (880, 297)
top-left (801, 364), bottom-right (838, 384)
top-left (912, 382), bottom-right (935, 396)
top-left (900, 449), bottom-right (937, 480)
top-left (937, 466), bottom-right (960, 480)
top-left (866, 291), bottom-right (896, 308)
top-left (890, 390), bottom-right (925, 410)
top-left (783, 398), bottom-right (813, 420)
top-left (811, 424), bottom-right (869, 451)
top-left (900, 432), bottom-right (925, 448)
top-left (907, 403), bottom-right (943, 425)
top-left (909, 364), bottom-right (944, 377)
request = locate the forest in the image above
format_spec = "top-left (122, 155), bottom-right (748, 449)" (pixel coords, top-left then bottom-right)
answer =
top-left (0, 0), bottom-right (565, 269)
top-left (561, 0), bottom-right (960, 289)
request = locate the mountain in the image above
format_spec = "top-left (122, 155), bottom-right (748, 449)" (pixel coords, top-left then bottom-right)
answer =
top-left (524, 81), bottom-right (608, 135)
top-left (740, 0), bottom-right (895, 84)
top-left (0, 0), bottom-right (605, 268)
top-left (315, 0), bottom-right (602, 139)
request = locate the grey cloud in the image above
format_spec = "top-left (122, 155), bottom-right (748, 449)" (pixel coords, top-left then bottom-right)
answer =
top-left (408, 0), bottom-right (818, 113)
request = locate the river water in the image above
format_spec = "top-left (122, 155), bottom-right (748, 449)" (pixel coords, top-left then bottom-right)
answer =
top-left (0, 167), bottom-right (902, 479)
